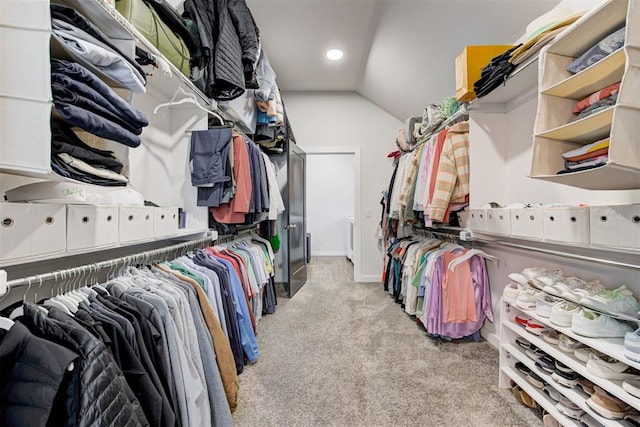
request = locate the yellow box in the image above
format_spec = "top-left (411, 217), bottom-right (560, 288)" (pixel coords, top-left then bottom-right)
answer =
top-left (455, 45), bottom-right (514, 102)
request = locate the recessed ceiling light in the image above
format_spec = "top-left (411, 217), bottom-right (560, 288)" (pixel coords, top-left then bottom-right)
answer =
top-left (326, 48), bottom-right (344, 61)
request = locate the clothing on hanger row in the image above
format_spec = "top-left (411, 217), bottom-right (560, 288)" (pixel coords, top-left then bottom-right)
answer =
top-left (384, 234), bottom-right (496, 341)
top-left (0, 234), bottom-right (277, 427)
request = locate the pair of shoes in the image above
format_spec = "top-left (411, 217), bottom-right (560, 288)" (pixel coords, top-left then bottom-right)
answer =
top-left (558, 334), bottom-right (586, 353)
top-left (572, 308), bottom-right (635, 338)
top-left (516, 287), bottom-right (543, 311)
top-left (556, 401), bottom-right (584, 419)
top-left (502, 282), bottom-right (520, 303)
top-left (508, 267), bottom-right (551, 290)
top-left (511, 380), bottom-right (538, 409)
top-left (587, 385), bottom-right (636, 419)
top-left (625, 328), bottom-right (640, 363)
top-left (541, 330), bottom-right (561, 345)
top-left (542, 414), bottom-right (560, 427)
top-left (544, 276), bottom-right (589, 297)
top-left (576, 378), bottom-right (596, 396)
top-left (551, 369), bottom-right (581, 387)
top-left (560, 279), bottom-right (606, 303)
top-left (574, 347), bottom-right (606, 363)
top-left (550, 301), bottom-right (580, 327)
top-left (514, 315), bottom-right (549, 335)
top-left (536, 294), bottom-right (562, 318)
top-left (535, 355), bottom-right (556, 374)
top-left (586, 353), bottom-right (640, 381)
top-left (580, 285), bottom-right (640, 318)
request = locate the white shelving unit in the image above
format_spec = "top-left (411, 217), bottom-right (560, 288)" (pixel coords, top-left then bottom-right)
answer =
top-left (531, 0), bottom-right (640, 190)
top-left (499, 298), bottom-right (640, 424)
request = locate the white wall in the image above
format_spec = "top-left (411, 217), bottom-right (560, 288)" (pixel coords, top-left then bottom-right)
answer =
top-left (306, 153), bottom-right (355, 256)
top-left (284, 92), bottom-right (403, 281)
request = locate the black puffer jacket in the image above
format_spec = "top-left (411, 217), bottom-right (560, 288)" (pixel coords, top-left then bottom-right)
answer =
top-left (185, 0), bottom-right (260, 100)
top-left (21, 303), bottom-right (149, 427)
top-left (0, 321), bottom-right (79, 427)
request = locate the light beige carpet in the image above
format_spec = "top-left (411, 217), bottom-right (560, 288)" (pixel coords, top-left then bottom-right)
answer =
top-left (232, 257), bottom-right (541, 426)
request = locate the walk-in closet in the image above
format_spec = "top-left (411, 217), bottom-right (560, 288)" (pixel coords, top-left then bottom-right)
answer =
top-left (1, 0), bottom-right (639, 426)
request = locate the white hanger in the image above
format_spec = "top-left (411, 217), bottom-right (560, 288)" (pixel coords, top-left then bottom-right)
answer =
top-left (153, 86), bottom-right (225, 124)
top-left (448, 248), bottom-right (501, 272)
top-left (0, 316), bottom-right (14, 330)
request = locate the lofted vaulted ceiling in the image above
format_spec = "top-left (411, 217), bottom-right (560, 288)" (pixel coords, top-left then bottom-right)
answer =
top-left (247, 0), bottom-right (567, 120)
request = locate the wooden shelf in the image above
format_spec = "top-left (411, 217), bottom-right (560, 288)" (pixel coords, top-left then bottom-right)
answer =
top-left (542, 49), bottom-right (625, 100)
top-left (537, 106), bottom-right (614, 143)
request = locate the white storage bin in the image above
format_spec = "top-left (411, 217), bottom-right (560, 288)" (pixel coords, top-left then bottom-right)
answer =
top-left (0, 203), bottom-right (32, 261)
top-left (510, 208), bottom-right (544, 240)
top-left (119, 206), bottom-right (154, 244)
top-left (0, 27), bottom-right (51, 100)
top-left (619, 205), bottom-right (640, 250)
top-left (30, 203), bottom-right (66, 256)
top-left (67, 205), bottom-right (119, 252)
top-left (486, 208), bottom-right (511, 236)
top-left (0, 0), bottom-right (50, 29)
top-left (543, 207), bottom-right (590, 244)
top-left (469, 209), bottom-right (487, 232)
top-left (0, 97), bottom-right (51, 174)
top-left (154, 207), bottom-right (179, 238)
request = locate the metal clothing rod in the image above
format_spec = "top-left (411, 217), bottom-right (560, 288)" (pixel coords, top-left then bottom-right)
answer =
top-left (1, 234), bottom-right (215, 295)
top-left (474, 238), bottom-right (640, 271)
top-left (215, 227), bottom-right (257, 244)
top-left (412, 227), bottom-right (462, 244)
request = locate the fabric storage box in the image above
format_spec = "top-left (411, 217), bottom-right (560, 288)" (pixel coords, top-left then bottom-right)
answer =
top-left (0, 26), bottom-right (51, 101)
top-left (455, 45), bottom-right (514, 102)
top-left (30, 203), bottom-right (66, 256)
top-left (543, 206), bottom-right (590, 244)
top-left (469, 208), bottom-right (487, 232)
top-left (0, 203), bottom-right (32, 261)
top-left (590, 205), bottom-right (640, 249)
top-left (486, 208), bottom-right (511, 236)
top-left (510, 208), bottom-right (544, 240)
top-left (0, 97), bottom-right (52, 174)
top-left (153, 207), bottom-right (179, 238)
top-left (67, 205), bottom-right (119, 252)
top-left (0, 0), bottom-right (50, 29)
top-left (118, 206), bottom-right (154, 244)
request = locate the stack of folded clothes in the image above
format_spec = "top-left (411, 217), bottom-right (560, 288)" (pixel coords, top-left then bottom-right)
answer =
top-left (558, 138), bottom-right (609, 174)
top-left (571, 82), bottom-right (619, 121)
top-left (51, 59), bottom-right (149, 148)
top-left (51, 121), bottom-right (129, 186)
top-left (567, 26), bottom-right (626, 74)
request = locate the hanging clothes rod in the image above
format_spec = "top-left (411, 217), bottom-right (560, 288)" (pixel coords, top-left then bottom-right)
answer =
top-left (0, 233), bottom-right (215, 297)
top-left (412, 227), bottom-right (463, 244)
top-left (215, 227), bottom-right (258, 244)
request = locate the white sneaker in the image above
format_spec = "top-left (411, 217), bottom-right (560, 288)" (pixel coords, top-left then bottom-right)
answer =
top-left (502, 282), bottom-right (520, 303)
top-left (558, 334), bottom-right (585, 353)
top-left (574, 347), bottom-right (606, 363)
top-left (549, 301), bottom-right (580, 328)
top-left (586, 353), bottom-right (640, 381)
top-left (571, 309), bottom-right (635, 338)
top-left (579, 285), bottom-right (640, 318)
top-left (536, 294), bottom-right (561, 318)
top-left (555, 402), bottom-right (584, 419)
top-left (516, 287), bottom-right (543, 311)
top-left (508, 267), bottom-right (547, 287)
top-left (543, 276), bottom-right (587, 297)
top-left (561, 280), bottom-right (606, 303)
top-left (622, 378), bottom-right (640, 399)
top-left (533, 269), bottom-right (565, 289)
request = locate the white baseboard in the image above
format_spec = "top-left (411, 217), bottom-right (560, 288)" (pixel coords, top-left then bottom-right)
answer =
top-left (311, 251), bottom-right (348, 256)
top-left (482, 330), bottom-right (500, 349)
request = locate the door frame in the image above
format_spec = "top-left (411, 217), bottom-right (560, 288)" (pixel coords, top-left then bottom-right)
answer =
top-left (287, 143), bottom-right (307, 297)
top-left (300, 146), bottom-right (362, 282)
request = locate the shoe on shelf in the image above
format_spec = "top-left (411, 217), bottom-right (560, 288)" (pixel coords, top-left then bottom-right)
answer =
top-left (555, 402), bottom-right (584, 420)
top-left (511, 381), bottom-right (525, 404)
top-left (526, 371), bottom-right (545, 389)
top-left (554, 360), bottom-right (574, 374)
top-left (574, 347), bottom-right (606, 364)
top-left (532, 269), bottom-right (565, 290)
top-left (551, 369), bottom-right (581, 388)
top-left (625, 328), bottom-right (640, 363)
top-left (576, 378), bottom-right (596, 396)
top-left (515, 336), bottom-right (533, 350)
top-left (558, 334), bottom-right (586, 353)
top-left (557, 395), bottom-right (581, 410)
top-left (561, 280), bottom-right (606, 303)
top-left (542, 414), bottom-right (560, 427)
top-left (541, 330), bottom-right (561, 345)
top-left (622, 378), bottom-right (640, 399)
top-left (520, 389), bottom-right (538, 409)
top-left (508, 267), bottom-right (547, 287)
top-left (586, 353), bottom-right (640, 381)
top-left (587, 386), bottom-right (635, 419)
top-left (503, 282), bottom-right (520, 303)
top-left (543, 276), bottom-right (588, 297)
top-left (535, 355), bottom-right (556, 374)
top-left (536, 294), bottom-right (562, 318)
top-left (579, 285), bottom-right (640, 318)
top-left (515, 315), bottom-right (530, 327)
top-left (526, 347), bottom-right (547, 360)
top-left (571, 308), bottom-right (635, 338)
top-left (516, 287), bottom-right (544, 311)
top-left (549, 301), bottom-right (580, 328)
top-left (515, 362), bottom-right (531, 376)
top-left (525, 318), bottom-right (549, 336)
top-left (543, 385), bottom-right (561, 402)
top-left (579, 413), bottom-right (600, 427)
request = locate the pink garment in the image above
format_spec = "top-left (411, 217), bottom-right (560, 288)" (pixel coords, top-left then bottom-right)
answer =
top-left (210, 135), bottom-right (252, 223)
top-left (442, 251), bottom-right (478, 323)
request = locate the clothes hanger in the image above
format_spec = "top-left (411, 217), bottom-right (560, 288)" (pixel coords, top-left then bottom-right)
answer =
top-left (153, 86), bottom-right (225, 124)
top-left (43, 271), bottom-right (73, 315)
top-left (447, 248), bottom-right (501, 272)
